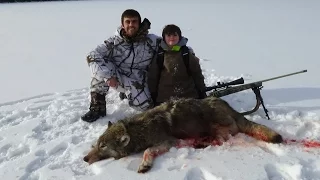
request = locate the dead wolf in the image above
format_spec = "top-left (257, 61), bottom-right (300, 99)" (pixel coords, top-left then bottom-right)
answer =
top-left (83, 96), bottom-right (283, 173)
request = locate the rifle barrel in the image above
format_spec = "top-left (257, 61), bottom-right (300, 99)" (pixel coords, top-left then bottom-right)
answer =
top-left (259, 69), bottom-right (307, 83)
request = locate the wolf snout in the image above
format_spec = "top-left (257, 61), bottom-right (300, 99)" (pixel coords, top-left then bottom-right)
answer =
top-left (83, 156), bottom-right (89, 162)
top-left (83, 153), bottom-right (102, 165)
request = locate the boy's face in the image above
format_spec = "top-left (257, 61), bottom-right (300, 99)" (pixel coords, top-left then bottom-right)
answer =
top-left (122, 17), bottom-right (140, 37)
top-left (164, 33), bottom-right (180, 47)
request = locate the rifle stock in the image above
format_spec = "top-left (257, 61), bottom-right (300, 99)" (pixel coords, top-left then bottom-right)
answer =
top-left (209, 82), bottom-right (262, 97)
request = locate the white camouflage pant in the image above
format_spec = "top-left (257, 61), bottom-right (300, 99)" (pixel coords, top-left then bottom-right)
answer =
top-left (90, 71), bottom-right (153, 111)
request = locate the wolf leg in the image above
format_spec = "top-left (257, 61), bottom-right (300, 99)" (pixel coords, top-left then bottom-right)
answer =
top-left (138, 139), bottom-right (177, 173)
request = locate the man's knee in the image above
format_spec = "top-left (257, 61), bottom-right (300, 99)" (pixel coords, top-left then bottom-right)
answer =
top-left (90, 78), bottom-right (109, 94)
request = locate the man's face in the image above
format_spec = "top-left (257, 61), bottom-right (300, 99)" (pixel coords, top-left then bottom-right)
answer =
top-left (122, 17), bottom-right (140, 37)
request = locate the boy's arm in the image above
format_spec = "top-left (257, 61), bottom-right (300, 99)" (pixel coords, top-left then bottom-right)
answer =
top-left (188, 52), bottom-right (207, 98)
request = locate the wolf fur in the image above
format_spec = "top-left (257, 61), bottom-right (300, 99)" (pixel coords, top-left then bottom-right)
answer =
top-left (83, 96), bottom-right (283, 173)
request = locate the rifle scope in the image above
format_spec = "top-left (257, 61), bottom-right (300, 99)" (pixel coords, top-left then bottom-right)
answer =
top-left (217, 77), bottom-right (244, 87)
top-left (205, 77), bottom-right (244, 92)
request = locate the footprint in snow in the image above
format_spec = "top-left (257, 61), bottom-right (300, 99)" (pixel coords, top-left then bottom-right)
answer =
top-left (298, 159), bottom-right (320, 179)
top-left (6, 143), bottom-right (30, 159)
top-left (71, 136), bottom-right (82, 145)
top-left (19, 172), bottom-right (40, 180)
top-left (60, 88), bottom-right (88, 98)
top-left (0, 110), bottom-right (36, 128)
top-left (0, 144), bottom-right (11, 155)
top-left (25, 157), bottom-right (47, 173)
top-left (0, 93), bottom-right (55, 107)
top-left (0, 143), bottom-right (30, 165)
top-left (26, 102), bottom-right (52, 112)
top-left (33, 98), bottom-right (54, 104)
top-left (184, 167), bottom-right (223, 180)
top-left (48, 163), bottom-right (62, 170)
top-left (167, 164), bottom-right (188, 171)
top-left (264, 163), bottom-right (302, 180)
top-left (29, 121), bottom-right (53, 143)
top-left (254, 141), bottom-right (286, 156)
top-left (32, 119), bottom-right (52, 132)
top-left (20, 157), bottom-right (46, 180)
top-left (34, 149), bottom-right (47, 157)
top-left (60, 90), bottom-right (79, 97)
top-left (19, 149), bottom-right (49, 180)
top-left (48, 142), bottom-right (69, 156)
top-left (64, 96), bottom-right (87, 102)
top-left (17, 150), bottom-right (48, 180)
top-left (296, 121), bottom-right (319, 138)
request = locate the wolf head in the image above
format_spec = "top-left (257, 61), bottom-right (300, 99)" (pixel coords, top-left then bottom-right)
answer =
top-left (83, 121), bottom-right (131, 164)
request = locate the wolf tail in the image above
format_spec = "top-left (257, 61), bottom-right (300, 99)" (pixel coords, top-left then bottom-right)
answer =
top-left (235, 116), bottom-right (283, 143)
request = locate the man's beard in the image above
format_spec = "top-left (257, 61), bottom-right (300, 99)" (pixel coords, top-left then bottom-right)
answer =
top-left (126, 27), bottom-right (137, 37)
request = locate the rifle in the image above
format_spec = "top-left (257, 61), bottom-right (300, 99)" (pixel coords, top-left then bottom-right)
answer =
top-left (205, 70), bottom-right (308, 119)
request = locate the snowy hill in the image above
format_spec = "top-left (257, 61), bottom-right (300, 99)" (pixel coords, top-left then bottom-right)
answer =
top-left (1, 0), bottom-right (320, 179)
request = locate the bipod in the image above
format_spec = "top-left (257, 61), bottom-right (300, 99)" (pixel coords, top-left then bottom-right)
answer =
top-left (253, 86), bottom-right (270, 120)
top-left (240, 86), bottom-right (270, 120)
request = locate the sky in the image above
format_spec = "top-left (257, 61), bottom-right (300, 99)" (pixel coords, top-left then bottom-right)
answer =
top-left (0, 0), bottom-right (320, 180)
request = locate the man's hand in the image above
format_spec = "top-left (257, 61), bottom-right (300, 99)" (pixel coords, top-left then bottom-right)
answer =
top-left (106, 77), bottom-right (118, 88)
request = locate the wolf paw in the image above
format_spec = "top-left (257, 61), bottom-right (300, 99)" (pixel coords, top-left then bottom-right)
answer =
top-left (137, 164), bottom-right (151, 173)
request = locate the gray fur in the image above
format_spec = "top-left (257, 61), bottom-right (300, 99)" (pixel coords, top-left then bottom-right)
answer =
top-left (84, 96), bottom-right (283, 173)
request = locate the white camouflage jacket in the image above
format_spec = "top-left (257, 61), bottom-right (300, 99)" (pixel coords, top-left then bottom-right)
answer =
top-left (87, 27), bottom-right (160, 87)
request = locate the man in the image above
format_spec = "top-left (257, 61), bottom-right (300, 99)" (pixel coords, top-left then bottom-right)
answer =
top-left (81, 9), bottom-right (159, 123)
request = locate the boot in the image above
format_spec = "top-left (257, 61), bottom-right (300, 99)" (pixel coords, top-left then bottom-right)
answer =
top-left (81, 92), bottom-right (106, 123)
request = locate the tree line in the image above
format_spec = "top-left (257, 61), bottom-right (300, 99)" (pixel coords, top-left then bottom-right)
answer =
top-left (1, 0), bottom-right (76, 3)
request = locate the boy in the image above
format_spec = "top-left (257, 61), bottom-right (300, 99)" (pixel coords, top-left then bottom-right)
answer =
top-left (148, 24), bottom-right (206, 106)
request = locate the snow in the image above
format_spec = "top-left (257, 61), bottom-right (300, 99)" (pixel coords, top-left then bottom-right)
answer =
top-left (0, 0), bottom-right (320, 179)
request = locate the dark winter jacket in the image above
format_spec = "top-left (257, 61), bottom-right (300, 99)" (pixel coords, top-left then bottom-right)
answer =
top-left (147, 37), bottom-right (206, 104)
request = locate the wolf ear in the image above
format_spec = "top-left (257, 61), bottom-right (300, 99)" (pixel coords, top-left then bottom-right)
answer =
top-left (119, 135), bottom-right (130, 147)
top-left (108, 121), bottom-right (113, 127)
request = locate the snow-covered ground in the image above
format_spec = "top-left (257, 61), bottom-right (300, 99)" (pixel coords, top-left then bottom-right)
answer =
top-left (1, 0), bottom-right (320, 179)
